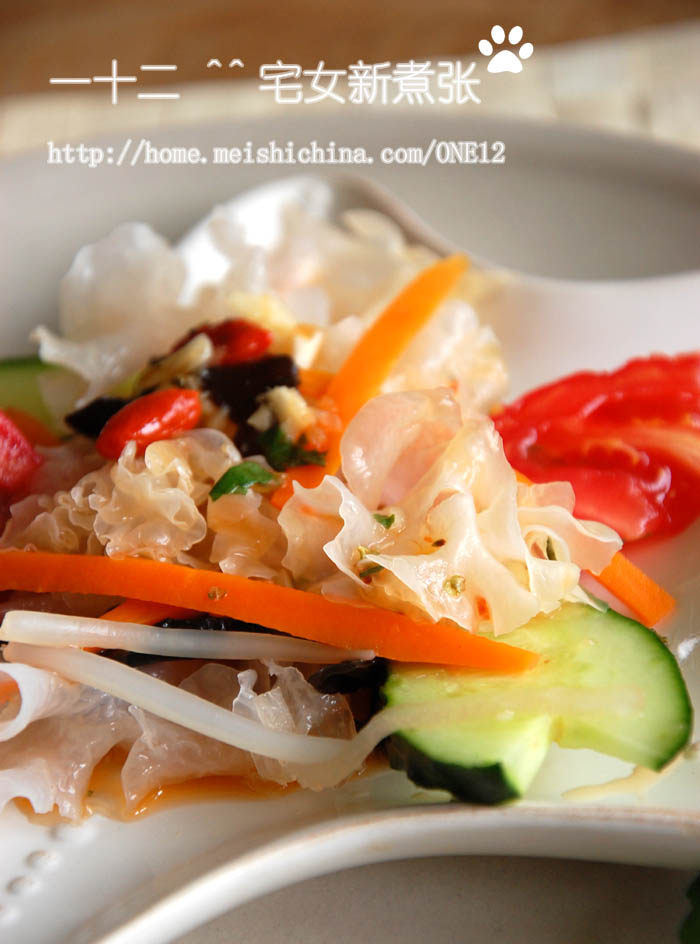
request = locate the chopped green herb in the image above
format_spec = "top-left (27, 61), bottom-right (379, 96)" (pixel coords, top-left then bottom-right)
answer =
top-left (373, 512), bottom-right (395, 529)
top-left (359, 563), bottom-right (384, 579)
top-left (210, 461), bottom-right (277, 500)
top-left (259, 425), bottom-right (326, 472)
top-left (546, 537), bottom-right (557, 560)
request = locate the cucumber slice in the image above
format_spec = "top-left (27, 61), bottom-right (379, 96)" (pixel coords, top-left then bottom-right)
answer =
top-left (0, 356), bottom-right (62, 432)
top-left (388, 716), bottom-right (552, 804)
top-left (0, 356), bottom-right (87, 436)
top-left (382, 602), bottom-right (692, 804)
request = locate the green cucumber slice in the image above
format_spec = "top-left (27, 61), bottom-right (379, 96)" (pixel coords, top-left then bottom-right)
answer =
top-left (0, 356), bottom-right (62, 433)
top-left (382, 602), bottom-right (692, 804)
top-left (0, 356), bottom-right (89, 436)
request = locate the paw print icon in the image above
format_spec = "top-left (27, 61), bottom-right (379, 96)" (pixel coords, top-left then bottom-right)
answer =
top-left (479, 25), bottom-right (534, 73)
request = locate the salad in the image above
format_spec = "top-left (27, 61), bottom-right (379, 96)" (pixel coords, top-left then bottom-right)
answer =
top-left (0, 205), bottom-right (696, 821)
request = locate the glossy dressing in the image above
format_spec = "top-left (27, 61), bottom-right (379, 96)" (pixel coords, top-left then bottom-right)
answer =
top-left (16, 747), bottom-right (295, 825)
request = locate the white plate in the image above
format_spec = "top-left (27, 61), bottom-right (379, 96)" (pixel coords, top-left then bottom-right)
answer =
top-left (1, 113), bottom-right (699, 944)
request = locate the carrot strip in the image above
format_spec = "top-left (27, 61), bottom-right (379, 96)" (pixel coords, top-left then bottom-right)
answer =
top-left (102, 599), bottom-right (196, 625)
top-left (83, 599), bottom-right (193, 652)
top-left (595, 552), bottom-right (675, 627)
top-left (0, 550), bottom-right (537, 672)
top-left (298, 368), bottom-right (333, 401)
top-left (272, 255), bottom-right (468, 505)
top-left (0, 678), bottom-right (19, 704)
top-left (321, 254), bottom-right (467, 475)
top-left (325, 255), bottom-right (468, 431)
top-left (270, 464), bottom-right (328, 510)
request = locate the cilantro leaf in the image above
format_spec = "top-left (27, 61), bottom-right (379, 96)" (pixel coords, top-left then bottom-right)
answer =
top-left (373, 512), bottom-right (395, 529)
top-left (210, 461), bottom-right (277, 500)
top-left (259, 425), bottom-right (325, 472)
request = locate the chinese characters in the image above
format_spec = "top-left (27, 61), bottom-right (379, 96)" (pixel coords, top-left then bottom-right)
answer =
top-left (50, 58), bottom-right (480, 106)
top-left (50, 59), bottom-right (180, 104)
top-left (259, 59), bottom-right (481, 105)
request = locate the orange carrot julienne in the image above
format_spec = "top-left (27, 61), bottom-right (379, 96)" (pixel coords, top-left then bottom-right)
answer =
top-left (325, 254), bottom-right (468, 430)
top-left (270, 464), bottom-right (328, 510)
top-left (272, 255), bottom-right (468, 505)
top-left (102, 599), bottom-right (196, 625)
top-left (321, 254), bottom-right (467, 477)
top-left (84, 599), bottom-right (195, 652)
top-left (0, 678), bottom-right (19, 704)
top-left (298, 368), bottom-right (334, 401)
top-left (595, 552), bottom-right (675, 628)
top-left (0, 550), bottom-right (537, 672)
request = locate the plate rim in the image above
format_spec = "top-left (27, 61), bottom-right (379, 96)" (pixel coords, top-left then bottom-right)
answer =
top-left (80, 801), bottom-right (700, 944)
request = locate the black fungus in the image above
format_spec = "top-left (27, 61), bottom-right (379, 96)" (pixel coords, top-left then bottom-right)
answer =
top-left (98, 614), bottom-right (287, 666)
top-left (308, 658), bottom-right (389, 694)
top-left (201, 356), bottom-right (299, 423)
top-left (106, 613), bottom-right (282, 666)
top-left (92, 649), bottom-right (175, 667)
top-left (233, 422), bottom-right (265, 458)
top-left (65, 397), bottom-right (130, 438)
top-left (156, 613), bottom-right (282, 635)
top-left (122, 651), bottom-right (173, 667)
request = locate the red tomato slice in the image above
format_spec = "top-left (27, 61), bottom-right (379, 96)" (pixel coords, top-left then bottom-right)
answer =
top-left (498, 354), bottom-right (700, 423)
top-left (494, 353), bottom-right (700, 541)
